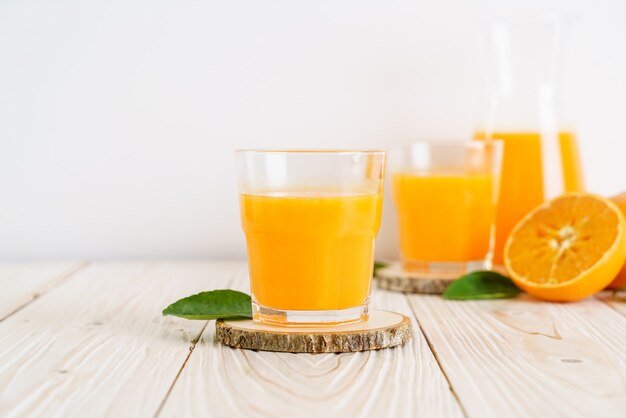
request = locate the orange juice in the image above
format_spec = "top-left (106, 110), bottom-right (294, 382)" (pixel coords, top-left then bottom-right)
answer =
top-left (392, 173), bottom-right (495, 267)
top-left (240, 192), bottom-right (382, 311)
top-left (475, 131), bottom-right (584, 264)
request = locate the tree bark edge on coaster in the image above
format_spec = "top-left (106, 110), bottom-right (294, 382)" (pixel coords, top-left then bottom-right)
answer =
top-left (375, 263), bottom-right (457, 294)
top-left (216, 309), bottom-right (412, 353)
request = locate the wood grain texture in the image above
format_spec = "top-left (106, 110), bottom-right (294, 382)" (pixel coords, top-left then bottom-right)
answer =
top-left (0, 262), bottom-right (84, 321)
top-left (408, 294), bottom-right (626, 418)
top-left (0, 261), bottom-right (240, 418)
top-left (159, 272), bottom-right (464, 418)
top-left (6, 260), bottom-right (624, 418)
top-left (216, 310), bottom-right (412, 353)
top-left (597, 290), bottom-right (626, 317)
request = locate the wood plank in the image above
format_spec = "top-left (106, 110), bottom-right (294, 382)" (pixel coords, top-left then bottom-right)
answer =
top-left (596, 290), bottom-right (626, 317)
top-left (0, 262), bottom-right (84, 321)
top-left (0, 261), bottom-right (240, 418)
top-left (159, 269), bottom-right (464, 418)
top-left (408, 294), bottom-right (626, 418)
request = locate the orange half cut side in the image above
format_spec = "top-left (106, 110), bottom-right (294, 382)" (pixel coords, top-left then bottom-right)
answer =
top-left (504, 192), bottom-right (626, 301)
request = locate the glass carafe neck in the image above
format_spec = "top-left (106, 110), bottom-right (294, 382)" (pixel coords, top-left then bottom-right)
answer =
top-left (482, 15), bottom-right (572, 131)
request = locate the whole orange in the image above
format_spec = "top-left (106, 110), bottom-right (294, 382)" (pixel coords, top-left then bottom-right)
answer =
top-left (607, 192), bottom-right (626, 289)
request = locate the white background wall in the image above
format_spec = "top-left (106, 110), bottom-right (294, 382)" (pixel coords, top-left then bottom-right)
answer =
top-left (1, 0), bottom-right (625, 260)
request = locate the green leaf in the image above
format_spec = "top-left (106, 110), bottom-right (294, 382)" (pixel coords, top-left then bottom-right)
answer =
top-left (162, 289), bottom-right (252, 320)
top-left (443, 271), bottom-right (521, 300)
top-left (613, 285), bottom-right (626, 296)
top-left (373, 260), bottom-right (389, 276)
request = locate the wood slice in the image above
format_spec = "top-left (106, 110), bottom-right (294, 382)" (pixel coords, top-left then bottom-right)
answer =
top-left (375, 263), bottom-right (457, 294)
top-left (215, 309), bottom-right (412, 353)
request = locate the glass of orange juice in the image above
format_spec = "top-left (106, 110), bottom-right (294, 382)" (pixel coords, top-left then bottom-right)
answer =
top-left (391, 141), bottom-right (502, 276)
top-left (236, 150), bottom-right (386, 326)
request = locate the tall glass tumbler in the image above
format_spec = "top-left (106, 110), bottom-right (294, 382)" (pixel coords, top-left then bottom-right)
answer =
top-left (236, 150), bottom-right (386, 326)
top-left (391, 141), bottom-right (502, 277)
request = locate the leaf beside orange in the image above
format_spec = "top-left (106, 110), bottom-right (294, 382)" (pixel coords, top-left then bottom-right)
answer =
top-left (504, 192), bottom-right (626, 301)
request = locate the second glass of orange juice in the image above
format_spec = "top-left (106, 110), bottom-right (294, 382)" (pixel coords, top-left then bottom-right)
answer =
top-left (236, 150), bottom-right (385, 326)
top-left (391, 141), bottom-right (502, 276)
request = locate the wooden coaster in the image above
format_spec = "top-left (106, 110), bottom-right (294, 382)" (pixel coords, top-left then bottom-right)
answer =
top-left (375, 263), bottom-right (457, 294)
top-left (216, 309), bottom-right (412, 353)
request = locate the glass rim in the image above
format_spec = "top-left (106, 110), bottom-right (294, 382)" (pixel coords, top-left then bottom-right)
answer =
top-left (235, 149), bottom-right (386, 155)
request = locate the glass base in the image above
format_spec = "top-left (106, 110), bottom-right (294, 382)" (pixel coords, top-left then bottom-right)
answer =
top-left (252, 300), bottom-right (369, 327)
top-left (491, 264), bottom-right (507, 275)
top-left (402, 259), bottom-right (492, 277)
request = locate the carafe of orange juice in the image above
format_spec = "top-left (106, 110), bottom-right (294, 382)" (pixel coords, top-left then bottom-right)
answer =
top-left (475, 15), bottom-right (585, 265)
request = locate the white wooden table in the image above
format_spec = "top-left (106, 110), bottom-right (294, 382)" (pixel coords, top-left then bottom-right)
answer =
top-left (1, 261), bottom-right (625, 418)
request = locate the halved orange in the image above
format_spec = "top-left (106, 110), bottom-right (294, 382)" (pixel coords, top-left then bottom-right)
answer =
top-left (607, 192), bottom-right (626, 289)
top-left (504, 192), bottom-right (626, 301)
